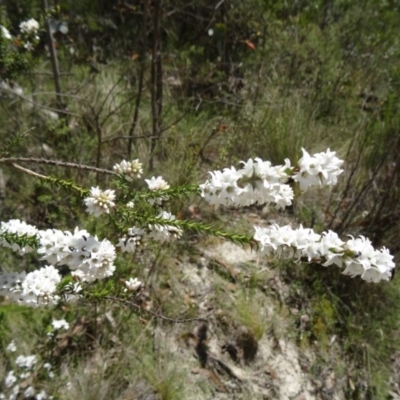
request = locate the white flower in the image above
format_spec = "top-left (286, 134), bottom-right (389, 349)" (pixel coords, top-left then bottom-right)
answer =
top-left (38, 227), bottom-right (116, 283)
top-left (51, 319), bottom-right (69, 330)
top-left (200, 159), bottom-right (294, 209)
top-left (145, 176), bottom-right (170, 205)
top-left (124, 277), bottom-right (142, 292)
top-left (20, 265), bottom-right (61, 306)
top-left (4, 370), bottom-right (17, 388)
top-left (1, 26), bottom-right (11, 39)
top-left (19, 18), bottom-right (39, 35)
top-left (253, 223), bottom-right (395, 283)
top-left (70, 237), bottom-right (116, 282)
top-left (293, 148), bottom-right (344, 191)
top-left (113, 159), bottom-right (143, 181)
top-left (24, 386), bottom-right (35, 398)
top-left (43, 363), bottom-right (52, 371)
top-left (0, 219), bottom-right (38, 254)
top-left (84, 187), bottom-right (116, 216)
top-left (126, 201), bottom-right (135, 208)
top-left (6, 341), bottom-right (17, 352)
top-left (117, 227), bottom-right (145, 253)
top-left (35, 390), bottom-right (49, 400)
top-left (342, 260), bottom-right (365, 278)
top-left (15, 355), bottom-right (37, 370)
top-left (148, 212), bottom-right (183, 243)
top-left (145, 176), bottom-right (170, 191)
top-left (9, 384), bottom-right (20, 400)
top-left (37, 228), bottom-right (72, 265)
top-left (200, 167), bottom-right (243, 208)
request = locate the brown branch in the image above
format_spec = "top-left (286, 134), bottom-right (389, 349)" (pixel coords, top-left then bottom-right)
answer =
top-left (128, 0), bottom-right (149, 158)
top-left (43, 0), bottom-right (65, 115)
top-left (0, 86), bottom-right (80, 118)
top-left (106, 296), bottom-right (208, 323)
top-left (0, 157), bottom-right (115, 175)
top-left (102, 110), bottom-right (190, 143)
top-left (11, 163), bottom-right (48, 179)
top-left (149, 0), bottom-right (163, 171)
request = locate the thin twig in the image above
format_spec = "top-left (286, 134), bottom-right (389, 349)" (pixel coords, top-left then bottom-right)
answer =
top-left (28, 72), bottom-right (72, 76)
top-left (102, 111), bottom-right (190, 143)
top-left (106, 296), bottom-right (208, 323)
top-left (128, 0), bottom-right (148, 157)
top-left (43, 0), bottom-right (64, 115)
top-left (11, 163), bottom-right (48, 179)
top-left (0, 157), bottom-right (115, 175)
top-left (0, 86), bottom-right (80, 118)
top-left (149, 0), bottom-right (163, 171)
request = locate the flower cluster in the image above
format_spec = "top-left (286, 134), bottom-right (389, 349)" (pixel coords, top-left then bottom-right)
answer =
top-left (84, 186), bottom-right (116, 216)
top-left (148, 211), bottom-right (183, 243)
top-left (200, 148), bottom-right (344, 209)
top-left (19, 18), bottom-right (40, 51)
top-left (19, 18), bottom-right (39, 36)
top-left (145, 176), bottom-right (170, 191)
top-left (0, 219), bottom-right (38, 254)
top-left (200, 158), bottom-right (294, 209)
top-left (2, 343), bottom-right (52, 400)
top-left (21, 265), bottom-right (61, 306)
top-left (254, 224), bottom-right (394, 282)
top-left (0, 266), bottom-right (61, 306)
top-left (117, 227), bottom-right (145, 253)
top-left (38, 228), bottom-right (116, 283)
top-left (145, 176), bottom-right (170, 205)
top-left (124, 277), bottom-right (142, 292)
top-left (0, 148), bottom-right (394, 314)
top-left (113, 159), bottom-right (143, 181)
top-left (117, 212), bottom-right (183, 251)
top-left (293, 148), bottom-right (343, 191)
top-left (51, 319), bottom-right (69, 331)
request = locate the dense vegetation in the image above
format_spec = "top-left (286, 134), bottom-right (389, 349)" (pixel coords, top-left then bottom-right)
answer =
top-left (1, 0), bottom-right (400, 398)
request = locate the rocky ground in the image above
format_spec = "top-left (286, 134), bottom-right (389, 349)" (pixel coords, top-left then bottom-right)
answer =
top-left (148, 236), bottom-right (349, 400)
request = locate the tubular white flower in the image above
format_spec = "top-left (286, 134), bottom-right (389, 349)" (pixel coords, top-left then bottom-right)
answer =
top-left (0, 219), bottom-right (38, 254)
top-left (15, 355), bottom-right (37, 370)
top-left (145, 176), bottom-right (170, 205)
top-left (19, 18), bottom-right (39, 35)
top-left (20, 265), bottom-right (61, 306)
top-left (24, 387), bottom-right (35, 398)
top-left (126, 201), bottom-right (135, 208)
top-left (117, 227), bottom-right (145, 253)
top-left (5, 370), bottom-right (17, 388)
top-left (38, 227), bottom-right (116, 283)
top-left (148, 211), bottom-right (183, 243)
top-left (200, 158), bottom-right (294, 209)
top-left (69, 236), bottom-right (116, 283)
top-left (84, 186), bottom-right (116, 216)
top-left (124, 277), bottom-right (142, 292)
top-left (254, 224), bottom-right (395, 283)
top-left (145, 176), bottom-right (170, 191)
top-left (37, 228), bottom-right (72, 265)
top-left (113, 159), bottom-right (143, 181)
top-left (51, 319), bottom-right (69, 331)
top-left (293, 148), bottom-right (344, 191)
